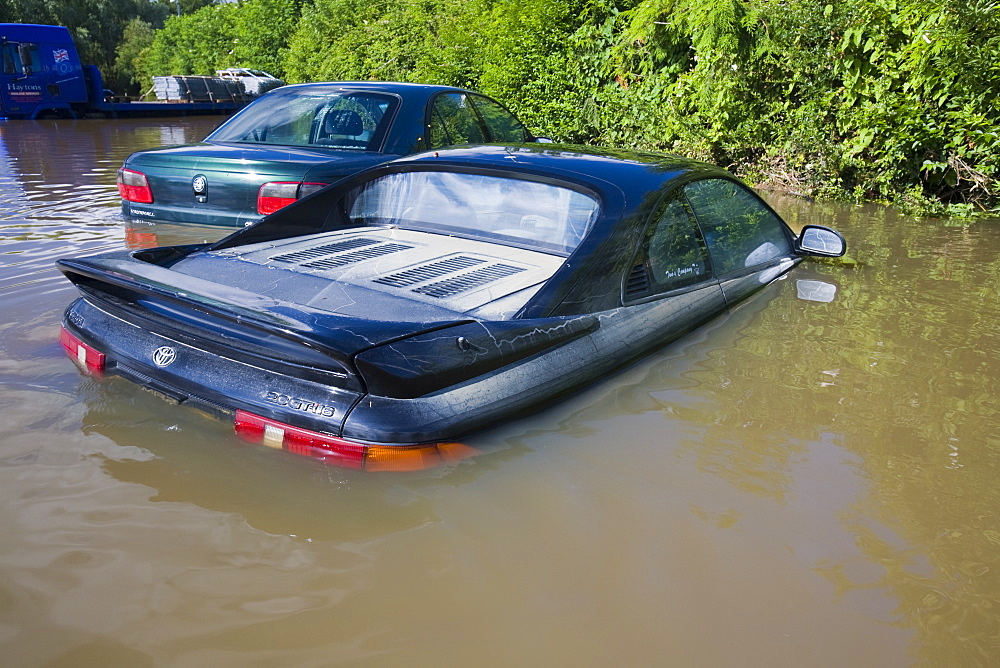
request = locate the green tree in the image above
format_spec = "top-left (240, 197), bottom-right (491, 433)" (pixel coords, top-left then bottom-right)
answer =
top-left (281, 0), bottom-right (440, 84)
top-left (230, 0), bottom-right (303, 78)
top-left (112, 18), bottom-right (156, 94)
top-left (141, 3), bottom-right (238, 80)
top-left (471, 0), bottom-right (593, 135)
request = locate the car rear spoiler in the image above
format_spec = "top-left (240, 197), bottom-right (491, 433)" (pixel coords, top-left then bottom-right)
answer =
top-left (56, 252), bottom-right (462, 368)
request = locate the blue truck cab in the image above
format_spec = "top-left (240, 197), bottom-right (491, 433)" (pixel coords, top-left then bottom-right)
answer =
top-left (2, 23), bottom-right (247, 120)
top-left (0, 24), bottom-right (92, 119)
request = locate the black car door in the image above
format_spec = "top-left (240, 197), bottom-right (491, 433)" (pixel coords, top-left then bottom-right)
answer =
top-left (682, 178), bottom-right (795, 305)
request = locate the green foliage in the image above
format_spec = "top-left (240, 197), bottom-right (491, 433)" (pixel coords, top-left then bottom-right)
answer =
top-left (281, 0), bottom-right (441, 84)
top-left (152, 0), bottom-right (217, 18)
top-left (593, 0), bottom-right (1000, 212)
top-left (141, 4), bottom-right (239, 80)
top-left (469, 1), bottom-right (588, 129)
top-left (128, 0), bottom-right (1000, 212)
top-left (112, 19), bottom-right (155, 92)
top-left (139, 0), bottom-right (302, 84)
top-left (279, 0), bottom-right (547, 89)
top-left (231, 0), bottom-right (303, 78)
top-left (819, 0), bottom-right (1000, 208)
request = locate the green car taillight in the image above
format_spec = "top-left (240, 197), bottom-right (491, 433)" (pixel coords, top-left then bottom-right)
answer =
top-left (117, 168), bottom-right (153, 204)
top-left (257, 181), bottom-right (327, 215)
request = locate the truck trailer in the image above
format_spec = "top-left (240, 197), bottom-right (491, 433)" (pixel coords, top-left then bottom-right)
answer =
top-left (1, 24), bottom-right (250, 120)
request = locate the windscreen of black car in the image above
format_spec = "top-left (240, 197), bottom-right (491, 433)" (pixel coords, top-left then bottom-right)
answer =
top-left (683, 179), bottom-right (792, 275)
top-left (345, 171), bottom-right (600, 255)
top-left (207, 89), bottom-right (398, 150)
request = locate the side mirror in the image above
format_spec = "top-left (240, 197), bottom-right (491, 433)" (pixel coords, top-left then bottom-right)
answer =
top-left (795, 225), bottom-right (846, 257)
top-left (17, 43), bottom-right (33, 76)
top-left (533, 137), bottom-right (554, 144)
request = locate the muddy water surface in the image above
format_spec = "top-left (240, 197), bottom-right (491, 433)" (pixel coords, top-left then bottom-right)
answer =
top-left (1, 118), bottom-right (998, 666)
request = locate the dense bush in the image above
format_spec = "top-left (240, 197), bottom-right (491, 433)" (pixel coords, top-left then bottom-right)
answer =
top-left (582, 0), bottom-right (1000, 213)
top-left (63, 0), bottom-right (1000, 213)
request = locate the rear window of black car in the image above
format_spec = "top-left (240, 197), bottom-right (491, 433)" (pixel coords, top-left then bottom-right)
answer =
top-left (345, 171), bottom-right (600, 255)
top-left (208, 88), bottom-right (398, 151)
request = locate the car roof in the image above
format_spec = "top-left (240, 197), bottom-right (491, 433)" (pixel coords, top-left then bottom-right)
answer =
top-left (268, 81), bottom-right (474, 95)
top-left (388, 143), bottom-right (728, 205)
top-left (371, 144), bottom-right (740, 317)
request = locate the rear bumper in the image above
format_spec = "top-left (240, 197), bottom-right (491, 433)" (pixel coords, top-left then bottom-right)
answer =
top-left (121, 200), bottom-right (260, 227)
top-left (62, 292), bottom-right (605, 446)
top-left (63, 297), bottom-right (359, 436)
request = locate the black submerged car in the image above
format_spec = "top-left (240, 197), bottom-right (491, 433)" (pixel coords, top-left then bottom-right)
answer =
top-left (61, 145), bottom-right (846, 470)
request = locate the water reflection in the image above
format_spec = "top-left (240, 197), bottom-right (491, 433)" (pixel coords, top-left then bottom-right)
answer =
top-left (123, 219), bottom-right (231, 249)
top-left (703, 207), bottom-right (1000, 665)
top-left (796, 279), bottom-right (838, 302)
top-left (90, 376), bottom-right (514, 542)
top-left (0, 118), bottom-right (228, 294)
top-left (0, 119), bottom-right (214, 193)
top-left (1, 118), bottom-right (1000, 664)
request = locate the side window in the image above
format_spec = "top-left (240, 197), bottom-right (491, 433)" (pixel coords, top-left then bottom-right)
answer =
top-left (428, 93), bottom-right (488, 148)
top-left (683, 179), bottom-right (791, 275)
top-left (18, 43), bottom-right (39, 74)
top-left (2, 45), bottom-right (15, 75)
top-left (469, 94), bottom-right (530, 142)
top-left (645, 197), bottom-right (712, 293)
top-left (3, 43), bottom-right (37, 75)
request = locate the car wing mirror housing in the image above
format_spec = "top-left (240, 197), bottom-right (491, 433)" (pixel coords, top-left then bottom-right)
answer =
top-left (795, 225), bottom-right (846, 257)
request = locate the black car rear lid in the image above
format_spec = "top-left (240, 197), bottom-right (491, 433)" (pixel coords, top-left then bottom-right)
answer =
top-left (63, 296), bottom-right (360, 436)
top-left (56, 251), bottom-right (464, 371)
top-left (172, 228), bottom-right (564, 317)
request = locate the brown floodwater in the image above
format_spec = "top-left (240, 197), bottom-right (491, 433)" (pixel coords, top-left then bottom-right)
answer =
top-left (0, 117), bottom-right (998, 666)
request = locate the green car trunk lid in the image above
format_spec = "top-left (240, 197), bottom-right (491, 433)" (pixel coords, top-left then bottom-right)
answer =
top-left (126, 142), bottom-right (391, 226)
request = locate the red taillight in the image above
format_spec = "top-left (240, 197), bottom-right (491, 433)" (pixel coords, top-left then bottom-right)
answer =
top-left (257, 181), bottom-right (327, 215)
top-left (59, 326), bottom-right (106, 374)
top-left (117, 168), bottom-right (153, 204)
top-left (235, 410), bottom-right (366, 468)
top-left (233, 410), bottom-right (477, 471)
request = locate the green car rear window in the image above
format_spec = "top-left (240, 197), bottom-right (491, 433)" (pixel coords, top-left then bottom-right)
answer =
top-left (208, 89), bottom-right (398, 151)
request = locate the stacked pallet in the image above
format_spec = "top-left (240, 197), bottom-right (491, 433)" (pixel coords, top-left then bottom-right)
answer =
top-left (152, 76), bottom-right (247, 103)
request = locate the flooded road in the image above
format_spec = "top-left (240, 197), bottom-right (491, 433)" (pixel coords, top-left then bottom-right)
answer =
top-left (1, 118), bottom-right (998, 666)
